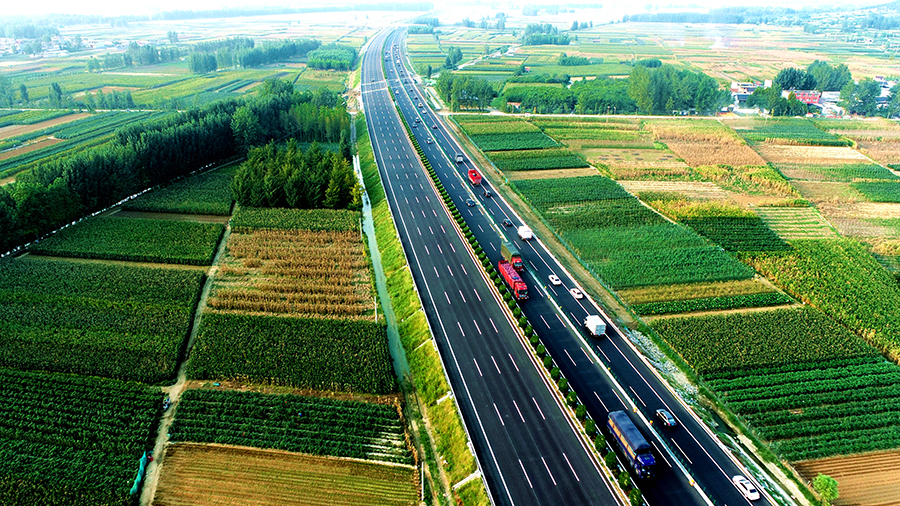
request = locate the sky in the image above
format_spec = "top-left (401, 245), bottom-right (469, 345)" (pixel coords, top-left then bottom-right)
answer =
top-left (2, 0), bottom-right (880, 19)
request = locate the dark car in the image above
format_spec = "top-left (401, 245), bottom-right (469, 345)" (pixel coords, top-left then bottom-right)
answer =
top-left (483, 190), bottom-right (492, 198)
top-left (466, 199), bottom-right (476, 207)
top-left (432, 124), bottom-right (438, 129)
top-left (656, 409), bottom-right (677, 428)
top-left (502, 218), bottom-right (513, 227)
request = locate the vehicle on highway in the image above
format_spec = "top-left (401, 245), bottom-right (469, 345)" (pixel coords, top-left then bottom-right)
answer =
top-left (570, 288), bottom-right (584, 299)
top-left (498, 259), bottom-right (528, 300)
top-left (548, 274), bottom-right (562, 286)
top-left (468, 169), bottom-right (482, 186)
top-left (502, 218), bottom-right (513, 227)
top-left (418, 102), bottom-right (423, 108)
top-left (607, 411), bottom-right (656, 478)
top-left (456, 153), bottom-right (465, 163)
top-left (656, 409), bottom-right (677, 428)
top-left (412, 123), bottom-right (417, 128)
top-left (414, 118), bottom-right (420, 123)
top-left (501, 240), bottom-right (524, 271)
top-left (466, 199), bottom-right (476, 207)
top-left (732, 476), bottom-right (761, 501)
top-left (584, 315), bottom-right (606, 337)
top-left (483, 190), bottom-right (492, 198)
top-left (517, 225), bottom-right (533, 240)
top-left (426, 138), bottom-right (432, 144)
top-left (432, 124), bottom-right (438, 129)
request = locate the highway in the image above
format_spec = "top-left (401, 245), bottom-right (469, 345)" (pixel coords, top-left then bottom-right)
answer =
top-left (361, 29), bottom-right (618, 506)
top-left (380, 28), bottom-right (777, 506)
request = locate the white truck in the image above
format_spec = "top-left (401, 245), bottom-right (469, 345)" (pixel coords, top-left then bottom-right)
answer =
top-left (584, 315), bottom-right (606, 337)
top-left (517, 225), bottom-right (533, 241)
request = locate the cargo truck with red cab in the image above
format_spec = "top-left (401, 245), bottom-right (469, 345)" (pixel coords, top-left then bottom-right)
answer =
top-left (501, 240), bottom-right (524, 271)
top-left (468, 168), bottom-right (482, 186)
top-left (498, 259), bottom-right (528, 300)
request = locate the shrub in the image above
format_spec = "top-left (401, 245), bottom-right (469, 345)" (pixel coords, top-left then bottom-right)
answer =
top-left (629, 488), bottom-right (643, 506)
top-left (604, 451), bottom-right (618, 470)
top-left (558, 377), bottom-right (569, 394)
top-left (566, 391), bottom-right (578, 407)
top-left (543, 356), bottom-right (553, 368)
top-left (518, 316), bottom-right (528, 328)
top-left (585, 419), bottom-right (597, 437)
top-left (551, 367), bottom-right (561, 381)
top-left (535, 345), bottom-right (546, 357)
top-left (575, 404), bottom-right (587, 419)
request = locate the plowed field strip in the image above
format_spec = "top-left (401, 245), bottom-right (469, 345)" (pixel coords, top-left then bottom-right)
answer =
top-left (153, 443), bottom-right (417, 506)
top-left (795, 450), bottom-right (900, 506)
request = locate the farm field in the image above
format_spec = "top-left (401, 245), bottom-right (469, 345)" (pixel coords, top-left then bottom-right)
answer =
top-left (170, 388), bottom-right (411, 464)
top-left (512, 175), bottom-right (754, 289)
top-left (153, 443), bottom-right (418, 506)
top-left (189, 207), bottom-right (394, 394)
top-left (124, 165), bottom-right (237, 216)
top-left (0, 367), bottom-right (160, 506)
top-left (0, 111), bottom-right (88, 140)
top-left (29, 216), bottom-right (225, 265)
top-left (0, 257), bottom-right (204, 383)
top-left (794, 451), bottom-right (900, 506)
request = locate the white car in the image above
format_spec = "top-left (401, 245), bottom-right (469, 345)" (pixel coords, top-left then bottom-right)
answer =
top-left (549, 275), bottom-right (562, 286)
top-left (732, 476), bottom-right (760, 501)
top-left (570, 288), bottom-right (584, 299)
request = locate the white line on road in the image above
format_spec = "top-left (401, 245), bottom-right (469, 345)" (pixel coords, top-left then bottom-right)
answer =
top-left (460, 264), bottom-right (467, 275)
top-left (447, 265), bottom-right (454, 277)
top-left (556, 314), bottom-right (565, 326)
top-left (594, 391), bottom-right (608, 412)
top-left (474, 289), bottom-right (481, 302)
top-left (456, 322), bottom-right (465, 336)
top-left (417, 227), bottom-right (421, 236)
top-left (449, 243), bottom-right (456, 252)
top-left (436, 244), bottom-right (443, 254)
top-left (492, 356), bottom-right (501, 375)
top-left (440, 225), bottom-right (446, 234)
top-left (494, 403), bottom-right (504, 426)
top-left (474, 321), bottom-right (482, 335)
top-left (652, 441), bottom-right (672, 468)
top-left (629, 386), bottom-right (647, 408)
top-left (489, 318), bottom-right (498, 333)
top-left (508, 354), bottom-right (519, 372)
top-left (445, 292), bottom-right (451, 305)
top-left (598, 347), bottom-right (612, 362)
top-left (473, 358), bottom-right (482, 377)
top-left (424, 245), bottom-right (429, 255)
top-left (563, 453), bottom-right (580, 482)
top-left (513, 400), bottom-right (525, 423)
top-left (433, 266), bottom-right (439, 278)
top-left (672, 439), bottom-right (693, 465)
top-left (519, 460), bottom-right (533, 489)
top-left (459, 290), bottom-right (466, 303)
top-left (565, 349), bottom-right (577, 366)
top-left (541, 457), bottom-right (557, 486)
top-left (540, 315), bottom-right (551, 328)
top-left (532, 397), bottom-right (546, 420)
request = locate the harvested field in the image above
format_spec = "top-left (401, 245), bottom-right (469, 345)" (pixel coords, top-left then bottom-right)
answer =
top-left (619, 180), bottom-right (730, 200)
top-left (153, 443), bottom-right (418, 506)
top-left (794, 451), bottom-right (900, 506)
top-left (618, 278), bottom-right (774, 304)
top-left (754, 144), bottom-right (870, 166)
top-left (663, 140), bottom-right (766, 167)
top-left (754, 207), bottom-right (838, 240)
top-left (584, 147), bottom-right (688, 173)
top-left (0, 112), bottom-right (88, 140)
top-left (506, 167), bottom-right (600, 180)
top-left (209, 229), bottom-right (373, 319)
top-left (791, 181), bottom-right (866, 203)
top-left (858, 140), bottom-right (900, 166)
top-left (820, 203), bottom-right (900, 238)
top-left (0, 137), bottom-right (65, 161)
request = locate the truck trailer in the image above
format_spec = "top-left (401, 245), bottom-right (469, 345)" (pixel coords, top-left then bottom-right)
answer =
top-left (501, 240), bottom-right (524, 271)
top-left (607, 411), bottom-right (656, 479)
top-left (468, 169), bottom-right (482, 186)
top-left (584, 315), bottom-right (606, 337)
top-left (517, 225), bottom-right (533, 241)
top-left (498, 259), bottom-right (528, 300)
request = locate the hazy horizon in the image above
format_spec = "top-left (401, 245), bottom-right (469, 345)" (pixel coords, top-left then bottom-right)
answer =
top-left (0, 0), bottom-right (886, 20)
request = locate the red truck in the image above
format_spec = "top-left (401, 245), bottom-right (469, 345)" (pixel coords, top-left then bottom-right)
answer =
top-left (468, 168), bottom-right (482, 186)
top-left (498, 259), bottom-right (528, 300)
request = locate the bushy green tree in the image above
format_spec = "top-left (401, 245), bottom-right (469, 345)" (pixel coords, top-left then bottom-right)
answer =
top-left (812, 474), bottom-right (839, 506)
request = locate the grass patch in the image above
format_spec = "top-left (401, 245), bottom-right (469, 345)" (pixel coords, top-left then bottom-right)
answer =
top-left (124, 165), bottom-right (237, 215)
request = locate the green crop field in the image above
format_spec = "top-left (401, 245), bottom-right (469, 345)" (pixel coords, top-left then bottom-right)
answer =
top-left (681, 217), bottom-right (792, 252)
top-left (852, 181), bottom-right (900, 202)
top-left (632, 292), bottom-right (793, 315)
top-left (124, 165), bottom-right (237, 215)
top-left (170, 388), bottom-right (410, 464)
top-left (187, 312), bottom-right (395, 394)
top-left (513, 176), bottom-right (754, 288)
top-left (653, 307), bottom-right (873, 374)
top-left (454, 116), bottom-right (559, 151)
top-left (731, 117), bottom-right (850, 146)
top-left (742, 239), bottom-right (900, 359)
top-left (777, 163), bottom-right (899, 182)
top-left (0, 109), bottom-right (72, 128)
top-left (231, 207), bottom-right (359, 232)
top-left (487, 148), bottom-right (589, 171)
top-left (707, 356), bottom-right (900, 461)
top-left (0, 257), bottom-right (204, 383)
top-left (29, 216), bottom-right (225, 265)
top-left (0, 367), bottom-right (161, 506)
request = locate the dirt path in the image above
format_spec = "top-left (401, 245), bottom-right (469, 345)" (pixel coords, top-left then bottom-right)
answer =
top-left (139, 225), bottom-right (231, 506)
